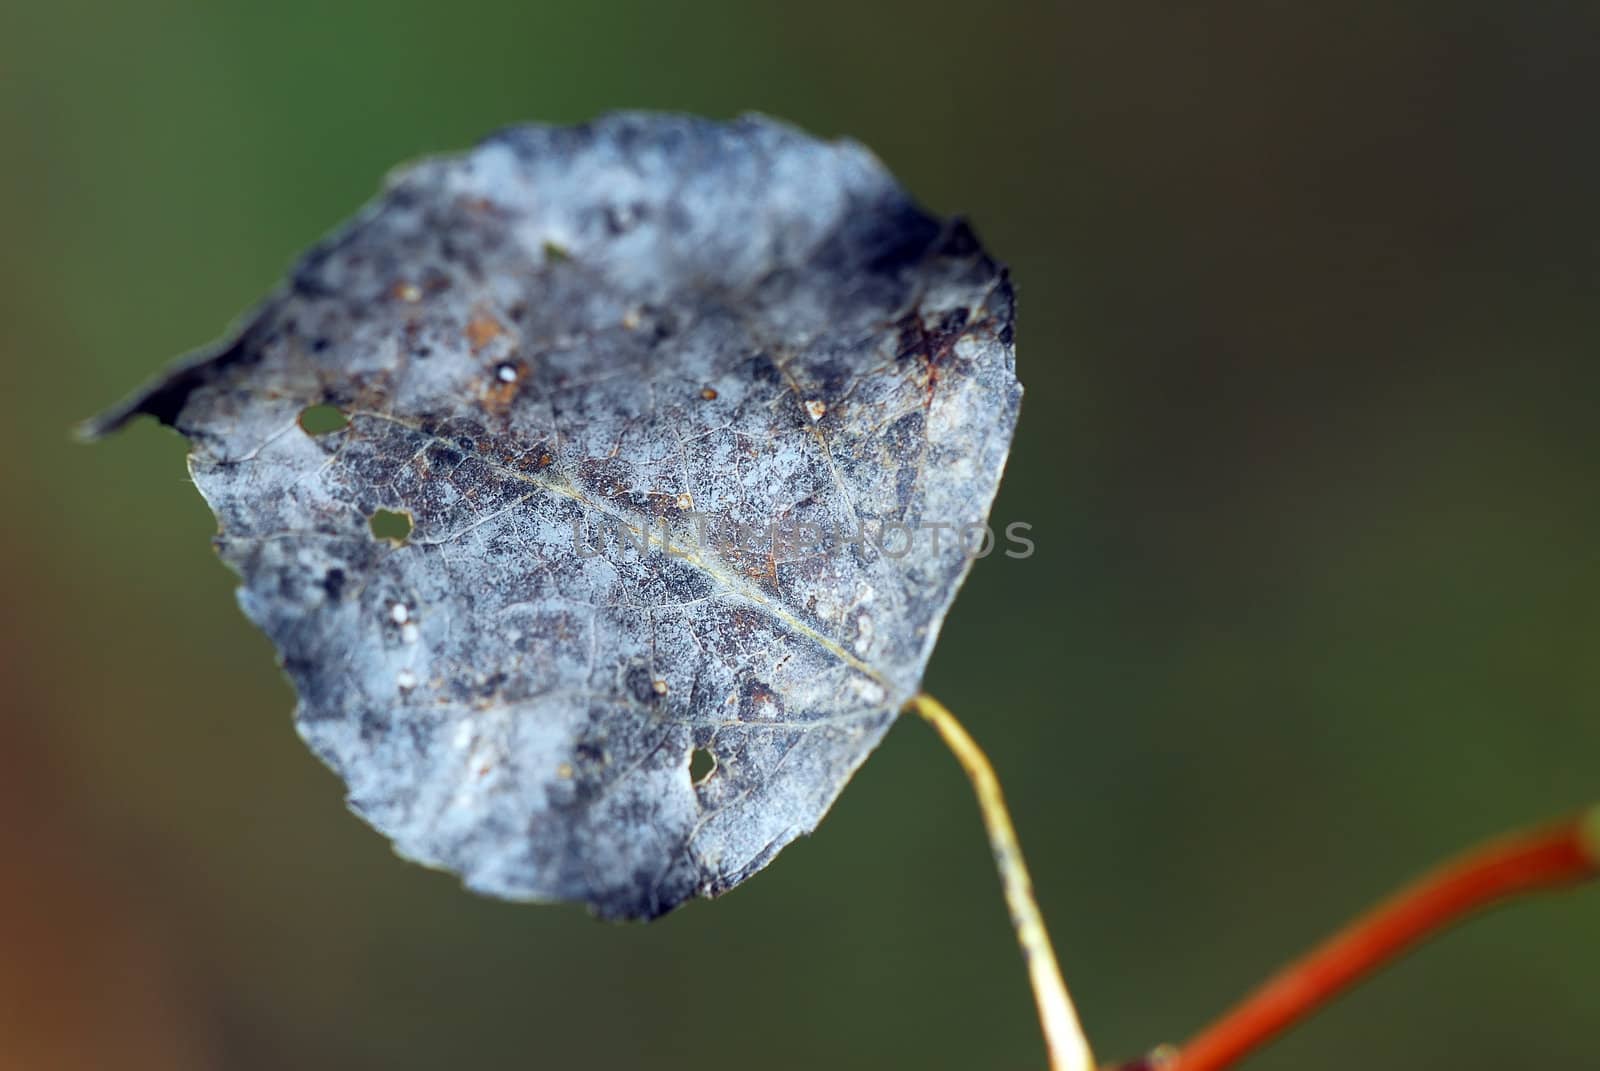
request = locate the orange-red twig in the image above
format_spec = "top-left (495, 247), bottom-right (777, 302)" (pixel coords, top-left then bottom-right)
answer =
top-left (1121, 807), bottom-right (1600, 1071)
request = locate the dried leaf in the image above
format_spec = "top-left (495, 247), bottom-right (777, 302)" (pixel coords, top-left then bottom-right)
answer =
top-left (89, 113), bottom-right (1019, 919)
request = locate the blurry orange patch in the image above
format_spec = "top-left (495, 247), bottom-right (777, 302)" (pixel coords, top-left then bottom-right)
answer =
top-left (466, 313), bottom-right (506, 352)
top-left (0, 719), bottom-right (212, 1069)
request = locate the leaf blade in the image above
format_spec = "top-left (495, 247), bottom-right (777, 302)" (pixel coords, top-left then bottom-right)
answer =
top-left (94, 112), bottom-right (1020, 918)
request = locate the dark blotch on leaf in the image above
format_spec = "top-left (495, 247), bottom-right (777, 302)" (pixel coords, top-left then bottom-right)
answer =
top-left (626, 665), bottom-right (660, 705)
top-left (321, 568), bottom-right (346, 601)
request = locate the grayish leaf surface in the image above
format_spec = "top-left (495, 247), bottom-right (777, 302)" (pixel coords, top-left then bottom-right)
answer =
top-left (90, 113), bottom-right (1019, 919)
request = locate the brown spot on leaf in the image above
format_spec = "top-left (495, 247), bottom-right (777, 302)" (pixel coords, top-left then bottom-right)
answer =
top-left (466, 312), bottom-right (506, 352)
top-left (894, 307), bottom-right (970, 406)
top-left (481, 359), bottom-right (526, 415)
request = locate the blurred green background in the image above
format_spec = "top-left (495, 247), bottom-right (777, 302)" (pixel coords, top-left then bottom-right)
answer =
top-left (2, 2), bottom-right (1596, 1068)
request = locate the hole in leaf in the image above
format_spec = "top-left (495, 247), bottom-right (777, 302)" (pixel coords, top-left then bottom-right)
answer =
top-left (542, 239), bottom-right (571, 262)
top-left (298, 404), bottom-right (349, 435)
top-left (369, 509), bottom-right (413, 544)
top-left (688, 747), bottom-right (716, 785)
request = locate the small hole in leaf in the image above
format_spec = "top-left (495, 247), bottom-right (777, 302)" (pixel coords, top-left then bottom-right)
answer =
top-left (369, 509), bottom-right (413, 543)
top-left (688, 747), bottom-right (716, 785)
top-left (298, 404), bottom-right (349, 435)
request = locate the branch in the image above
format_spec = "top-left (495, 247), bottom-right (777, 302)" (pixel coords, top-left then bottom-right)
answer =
top-left (1110, 806), bottom-right (1600, 1071)
top-left (908, 693), bottom-right (1095, 1071)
